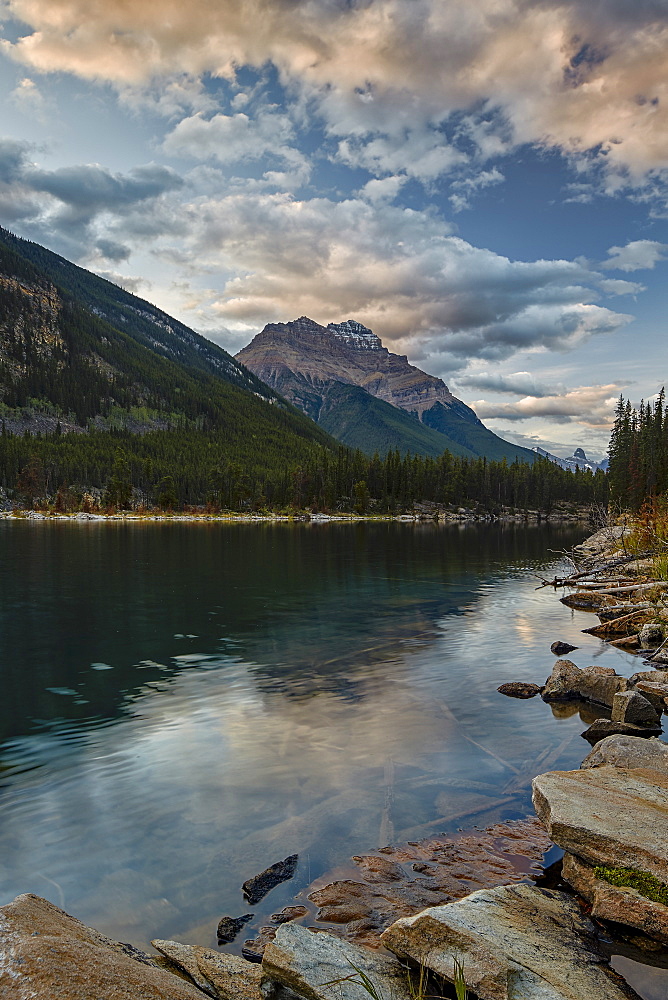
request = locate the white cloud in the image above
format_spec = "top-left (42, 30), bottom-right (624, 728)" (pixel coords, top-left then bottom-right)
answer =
top-left (2, 0), bottom-right (668, 190)
top-left (603, 239), bottom-right (668, 271)
top-left (10, 76), bottom-right (48, 119)
top-left (163, 108), bottom-right (310, 186)
top-left (471, 384), bottom-right (627, 427)
top-left (153, 190), bottom-right (634, 367)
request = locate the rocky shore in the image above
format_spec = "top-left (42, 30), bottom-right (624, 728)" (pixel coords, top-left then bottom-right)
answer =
top-left (3, 521), bottom-right (667, 999)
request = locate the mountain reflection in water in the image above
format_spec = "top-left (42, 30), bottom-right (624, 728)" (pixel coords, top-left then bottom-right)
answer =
top-left (0, 520), bottom-right (637, 951)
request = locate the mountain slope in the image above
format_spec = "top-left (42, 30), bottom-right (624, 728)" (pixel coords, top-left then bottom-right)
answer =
top-left (0, 229), bottom-right (337, 488)
top-left (0, 227), bottom-right (263, 393)
top-left (316, 382), bottom-right (477, 459)
top-left (237, 317), bottom-right (536, 462)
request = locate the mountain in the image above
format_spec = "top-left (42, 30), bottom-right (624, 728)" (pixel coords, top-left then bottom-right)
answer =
top-left (0, 228), bottom-right (337, 496)
top-left (236, 317), bottom-right (536, 462)
top-left (532, 446), bottom-right (606, 474)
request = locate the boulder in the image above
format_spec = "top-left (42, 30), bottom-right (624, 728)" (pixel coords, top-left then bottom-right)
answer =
top-left (380, 884), bottom-right (639, 1000)
top-left (611, 690), bottom-right (661, 727)
top-left (262, 922), bottom-right (412, 1000)
top-left (532, 765), bottom-right (668, 884)
top-left (562, 853), bottom-right (668, 944)
top-left (630, 669), bottom-right (668, 683)
top-left (496, 682), bottom-right (542, 699)
top-left (0, 893), bottom-right (206, 1000)
top-left (631, 680), bottom-right (668, 713)
top-left (581, 735), bottom-right (668, 771)
top-left (550, 641), bottom-right (578, 655)
top-left (151, 939), bottom-right (217, 995)
top-left (581, 719), bottom-right (663, 745)
top-left (639, 622), bottom-right (664, 648)
top-left (193, 950), bottom-right (263, 1000)
top-left (150, 942), bottom-right (265, 1000)
top-left (541, 660), bottom-right (629, 707)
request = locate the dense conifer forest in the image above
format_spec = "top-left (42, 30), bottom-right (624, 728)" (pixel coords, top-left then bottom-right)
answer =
top-left (607, 390), bottom-right (668, 508)
top-left (0, 427), bottom-right (607, 513)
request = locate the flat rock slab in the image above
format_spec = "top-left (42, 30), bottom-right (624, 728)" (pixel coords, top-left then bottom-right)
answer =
top-left (262, 922), bottom-right (412, 1000)
top-left (0, 893), bottom-right (206, 1000)
top-left (581, 735), bottom-right (668, 771)
top-left (562, 852), bottom-right (668, 944)
top-left (306, 817), bottom-right (551, 947)
top-left (380, 884), bottom-right (640, 1000)
top-left (532, 765), bottom-right (668, 882)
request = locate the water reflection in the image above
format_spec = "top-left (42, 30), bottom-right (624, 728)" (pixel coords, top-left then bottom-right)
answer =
top-left (0, 520), bottom-right (641, 951)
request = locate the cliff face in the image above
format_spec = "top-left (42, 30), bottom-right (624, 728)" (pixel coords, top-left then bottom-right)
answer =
top-left (236, 316), bottom-right (480, 425)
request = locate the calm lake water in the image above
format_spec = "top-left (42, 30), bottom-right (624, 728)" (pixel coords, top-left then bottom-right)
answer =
top-left (0, 519), bottom-right (655, 966)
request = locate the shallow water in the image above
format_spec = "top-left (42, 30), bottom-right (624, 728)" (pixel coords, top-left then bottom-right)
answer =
top-left (0, 519), bottom-right (653, 955)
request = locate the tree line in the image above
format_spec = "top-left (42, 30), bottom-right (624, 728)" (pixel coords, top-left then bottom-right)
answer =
top-left (608, 390), bottom-right (668, 508)
top-left (0, 425), bottom-right (607, 514)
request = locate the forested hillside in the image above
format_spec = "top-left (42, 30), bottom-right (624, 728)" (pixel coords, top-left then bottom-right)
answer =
top-left (0, 228), bottom-right (341, 501)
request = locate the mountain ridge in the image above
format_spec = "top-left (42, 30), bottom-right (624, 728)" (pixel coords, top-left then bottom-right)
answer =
top-left (237, 316), bottom-right (536, 463)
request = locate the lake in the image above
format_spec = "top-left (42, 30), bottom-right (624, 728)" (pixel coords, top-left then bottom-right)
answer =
top-left (0, 519), bottom-right (649, 956)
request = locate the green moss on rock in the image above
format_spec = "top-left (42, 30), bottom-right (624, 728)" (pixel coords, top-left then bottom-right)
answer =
top-left (594, 866), bottom-right (668, 906)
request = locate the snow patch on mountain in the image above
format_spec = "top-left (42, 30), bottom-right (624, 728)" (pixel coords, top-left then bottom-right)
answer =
top-left (327, 320), bottom-right (382, 350)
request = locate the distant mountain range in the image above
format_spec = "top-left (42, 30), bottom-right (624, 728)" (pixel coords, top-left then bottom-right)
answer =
top-left (532, 446), bottom-right (607, 474)
top-left (237, 317), bottom-right (536, 462)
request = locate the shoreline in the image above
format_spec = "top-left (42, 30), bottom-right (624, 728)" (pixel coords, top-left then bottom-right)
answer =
top-left (0, 508), bottom-right (591, 524)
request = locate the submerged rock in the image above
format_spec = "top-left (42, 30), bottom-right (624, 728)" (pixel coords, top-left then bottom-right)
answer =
top-left (497, 681), bottom-right (542, 699)
top-left (380, 884), bottom-right (640, 1000)
top-left (270, 904), bottom-right (308, 925)
top-left (242, 854), bottom-right (299, 905)
top-left (242, 926), bottom-right (276, 963)
top-left (262, 922), bottom-right (412, 1000)
top-left (216, 912), bottom-right (254, 944)
top-left (305, 817), bottom-right (552, 947)
top-left (0, 893), bottom-right (206, 1000)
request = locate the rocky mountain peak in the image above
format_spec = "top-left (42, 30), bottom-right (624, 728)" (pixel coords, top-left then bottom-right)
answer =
top-left (327, 320), bottom-right (382, 351)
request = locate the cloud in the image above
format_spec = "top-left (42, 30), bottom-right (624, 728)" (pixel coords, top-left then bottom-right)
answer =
top-left (454, 371), bottom-right (565, 397)
top-left (0, 138), bottom-right (186, 257)
top-left (10, 76), bottom-right (48, 119)
top-left (603, 239), bottom-right (668, 271)
top-left (27, 162), bottom-right (183, 213)
top-left (160, 189), bottom-right (633, 365)
top-left (163, 108), bottom-right (310, 186)
top-left (3, 0), bottom-right (668, 188)
top-left (471, 384), bottom-right (627, 427)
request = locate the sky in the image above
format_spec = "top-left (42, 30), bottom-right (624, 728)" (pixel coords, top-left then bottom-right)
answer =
top-left (1, 1), bottom-right (667, 460)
